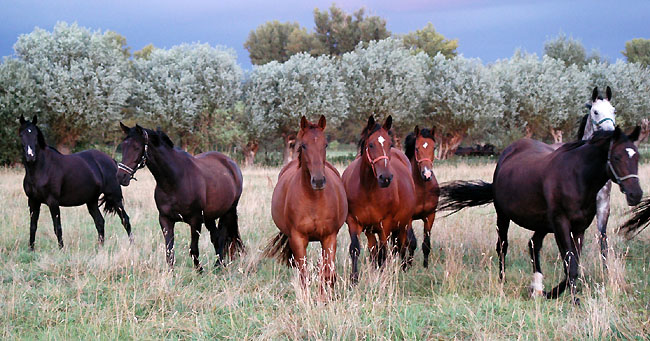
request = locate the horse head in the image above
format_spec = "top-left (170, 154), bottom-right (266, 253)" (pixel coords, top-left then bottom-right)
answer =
top-left (586, 86), bottom-right (616, 133)
top-left (410, 125), bottom-right (436, 181)
top-left (361, 115), bottom-right (393, 188)
top-left (607, 126), bottom-right (642, 206)
top-left (18, 115), bottom-right (45, 164)
top-left (297, 115), bottom-right (328, 190)
top-left (117, 122), bottom-right (150, 186)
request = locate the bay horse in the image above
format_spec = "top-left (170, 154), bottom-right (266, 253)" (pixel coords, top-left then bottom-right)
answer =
top-left (265, 116), bottom-right (347, 291)
top-left (117, 123), bottom-right (244, 270)
top-left (438, 127), bottom-right (642, 302)
top-left (18, 115), bottom-right (132, 250)
top-left (576, 86), bottom-right (617, 262)
top-left (404, 125), bottom-right (440, 267)
top-left (342, 115), bottom-right (416, 282)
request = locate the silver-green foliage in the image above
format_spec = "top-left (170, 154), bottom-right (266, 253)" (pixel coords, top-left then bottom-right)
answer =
top-left (246, 52), bottom-right (348, 137)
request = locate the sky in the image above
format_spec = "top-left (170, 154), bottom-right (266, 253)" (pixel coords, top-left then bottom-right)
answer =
top-left (1, 0), bottom-right (649, 69)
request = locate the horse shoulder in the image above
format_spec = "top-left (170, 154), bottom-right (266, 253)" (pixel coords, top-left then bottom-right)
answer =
top-left (390, 148), bottom-right (411, 170)
top-left (278, 159), bottom-right (299, 179)
top-left (324, 161), bottom-right (341, 177)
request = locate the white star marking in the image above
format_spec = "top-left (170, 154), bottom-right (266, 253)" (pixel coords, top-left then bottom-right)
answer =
top-left (422, 142), bottom-right (428, 149)
top-left (626, 148), bottom-right (636, 158)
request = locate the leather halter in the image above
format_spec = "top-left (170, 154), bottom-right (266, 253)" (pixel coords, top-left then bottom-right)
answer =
top-left (415, 152), bottom-right (432, 165)
top-left (365, 146), bottom-right (388, 177)
top-left (117, 130), bottom-right (149, 181)
top-left (607, 140), bottom-right (638, 186)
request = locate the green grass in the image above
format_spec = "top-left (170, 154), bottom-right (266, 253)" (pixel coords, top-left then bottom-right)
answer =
top-left (0, 163), bottom-right (649, 339)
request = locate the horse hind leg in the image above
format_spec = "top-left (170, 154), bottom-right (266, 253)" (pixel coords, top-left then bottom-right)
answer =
top-left (189, 217), bottom-right (203, 273)
top-left (87, 201), bottom-right (106, 245)
top-left (527, 231), bottom-right (547, 297)
top-left (495, 213), bottom-right (510, 282)
top-left (49, 205), bottom-right (64, 249)
top-left (218, 205), bottom-right (245, 259)
top-left (100, 186), bottom-right (133, 242)
top-left (596, 181), bottom-right (612, 264)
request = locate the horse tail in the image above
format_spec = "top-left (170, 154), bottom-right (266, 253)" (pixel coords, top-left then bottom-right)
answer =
top-left (98, 194), bottom-right (120, 215)
top-left (218, 204), bottom-right (245, 259)
top-left (619, 197), bottom-right (650, 239)
top-left (437, 180), bottom-right (494, 215)
top-left (263, 232), bottom-right (293, 267)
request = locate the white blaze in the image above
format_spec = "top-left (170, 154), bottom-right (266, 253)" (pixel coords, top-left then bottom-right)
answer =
top-left (28, 129), bottom-right (32, 133)
top-left (27, 146), bottom-right (34, 157)
top-left (378, 136), bottom-right (385, 146)
top-left (626, 148), bottom-right (636, 158)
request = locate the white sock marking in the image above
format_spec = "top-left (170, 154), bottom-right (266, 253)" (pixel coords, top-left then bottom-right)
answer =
top-left (530, 272), bottom-right (544, 297)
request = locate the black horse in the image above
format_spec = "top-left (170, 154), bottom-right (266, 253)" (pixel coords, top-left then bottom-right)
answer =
top-left (117, 123), bottom-right (244, 270)
top-left (438, 127), bottom-right (642, 301)
top-left (18, 115), bottom-right (132, 250)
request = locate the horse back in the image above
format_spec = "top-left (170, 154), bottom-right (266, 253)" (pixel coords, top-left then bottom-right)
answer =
top-left (192, 151), bottom-right (243, 215)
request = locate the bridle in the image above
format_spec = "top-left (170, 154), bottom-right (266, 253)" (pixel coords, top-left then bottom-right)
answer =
top-left (118, 130), bottom-right (149, 181)
top-left (365, 146), bottom-right (388, 177)
top-left (593, 117), bottom-right (615, 128)
top-left (415, 143), bottom-right (434, 165)
top-left (607, 140), bottom-right (638, 186)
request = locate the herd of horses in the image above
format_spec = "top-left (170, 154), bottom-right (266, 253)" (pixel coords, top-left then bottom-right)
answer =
top-left (16, 87), bottom-right (649, 303)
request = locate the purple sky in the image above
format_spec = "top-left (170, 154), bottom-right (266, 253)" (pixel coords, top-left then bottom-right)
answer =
top-left (1, 0), bottom-right (649, 68)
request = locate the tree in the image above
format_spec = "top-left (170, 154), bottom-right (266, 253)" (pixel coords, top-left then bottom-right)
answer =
top-left (313, 4), bottom-right (390, 56)
top-left (12, 22), bottom-right (134, 153)
top-left (134, 43), bottom-right (242, 152)
top-left (133, 43), bottom-right (155, 60)
top-left (622, 38), bottom-right (650, 66)
top-left (402, 23), bottom-right (458, 58)
top-left (544, 33), bottom-right (599, 67)
top-left (246, 53), bottom-right (348, 164)
top-left (341, 38), bottom-right (428, 143)
top-left (244, 21), bottom-right (320, 65)
top-left (423, 55), bottom-right (504, 158)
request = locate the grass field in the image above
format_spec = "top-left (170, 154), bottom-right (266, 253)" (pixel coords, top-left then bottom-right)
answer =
top-left (0, 161), bottom-right (648, 339)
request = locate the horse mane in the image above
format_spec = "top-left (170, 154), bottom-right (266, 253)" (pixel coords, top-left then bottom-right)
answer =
top-left (404, 128), bottom-right (435, 160)
top-left (357, 123), bottom-right (393, 156)
top-left (28, 124), bottom-right (61, 154)
top-left (557, 130), bottom-right (615, 153)
top-left (576, 114), bottom-right (588, 140)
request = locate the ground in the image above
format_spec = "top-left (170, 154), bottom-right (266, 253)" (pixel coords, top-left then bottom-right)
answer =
top-left (0, 161), bottom-right (648, 339)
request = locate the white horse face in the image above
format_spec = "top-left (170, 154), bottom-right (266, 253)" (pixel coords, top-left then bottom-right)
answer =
top-left (589, 86), bottom-right (616, 132)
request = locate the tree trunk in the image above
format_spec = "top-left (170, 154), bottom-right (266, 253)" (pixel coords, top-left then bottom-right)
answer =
top-left (282, 133), bottom-right (297, 165)
top-left (243, 140), bottom-right (259, 167)
top-left (436, 132), bottom-right (465, 160)
top-left (525, 125), bottom-right (534, 138)
top-left (549, 127), bottom-right (563, 144)
top-left (634, 118), bottom-right (650, 148)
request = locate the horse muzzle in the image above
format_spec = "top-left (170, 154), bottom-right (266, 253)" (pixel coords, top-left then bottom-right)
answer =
top-left (117, 171), bottom-right (131, 186)
top-left (420, 167), bottom-right (433, 182)
top-left (378, 173), bottom-right (393, 188)
top-left (311, 176), bottom-right (326, 190)
top-left (625, 189), bottom-right (643, 206)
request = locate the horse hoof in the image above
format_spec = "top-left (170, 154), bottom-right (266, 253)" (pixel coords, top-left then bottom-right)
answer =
top-left (196, 266), bottom-right (204, 274)
top-left (572, 297), bottom-right (581, 306)
top-left (529, 287), bottom-right (544, 298)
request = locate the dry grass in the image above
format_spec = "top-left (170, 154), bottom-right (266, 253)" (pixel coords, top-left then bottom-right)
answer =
top-left (0, 161), bottom-right (648, 339)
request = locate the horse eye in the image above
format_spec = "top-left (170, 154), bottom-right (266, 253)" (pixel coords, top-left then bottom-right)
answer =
top-left (301, 143), bottom-right (306, 149)
top-left (594, 111), bottom-right (599, 116)
top-left (325, 143), bottom-right (329, 148)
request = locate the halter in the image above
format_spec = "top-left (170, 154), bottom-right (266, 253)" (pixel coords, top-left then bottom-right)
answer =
top-left (118, 130), bottom-right (149, 181)
top-left (415, 152), bottom-right (433, 165)
top-left (607, 140), bottom-right (638, 185)
top-left (593, 117), bottom-right (615, 128)
top-left (365, 146), bottom-right (388, 177)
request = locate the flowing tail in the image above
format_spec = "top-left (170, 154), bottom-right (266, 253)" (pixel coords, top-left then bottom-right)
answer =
top-left (98, 194), bottom-right (120, 215)
top-left (619, 197), bottom-right (650, 239)
top-left (263, 232), bottom-right (293, 267)
top-left (218, 205), bottom-right (245, 259)
top-left (437, 180), bottom-right (494, 215)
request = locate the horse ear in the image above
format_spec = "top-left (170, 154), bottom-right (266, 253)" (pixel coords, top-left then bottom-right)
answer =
top-left (135, 124), bottom-right (144, 136)
top-left (592, 87), bottom-right (599, 102)
top-left (366, 115), bottom-right (376, 129)
top-left (383, 115), bottom-right (392, 131)
top-left (19, 115), bottom-right (26, 125)
top-left (300, 116), bottom-right (308, 130)
top-left (119, 122), bottom-right (130, 134)
top-left (318, 115), bottom-right (326, 130)
top-left (31, 115), bottom-right (37, 125)
top-left (606, 86), bottom-right (612, 101)
top-left (414, 125), bottom-right (420, 136)
top-left (629, 125), bottom-right (641, 142)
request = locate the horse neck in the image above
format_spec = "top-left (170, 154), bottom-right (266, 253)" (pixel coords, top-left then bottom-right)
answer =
top-left (359, 153), bottom-right (379, 190)
top-left (572, 142), bottom-right (610, 194)
top-left (23, 147), bottom-right (57, 178)
top-left (582, 116), bottom-right (595, 140)
top-left (409, 156), bottom-right (423, 184)
top-left (146, 145), bottom-right (186, 190)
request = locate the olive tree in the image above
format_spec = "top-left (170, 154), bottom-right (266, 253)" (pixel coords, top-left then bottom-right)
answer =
top-left (134, 43), bottom-right (242, 153)
top-left (12, 22), bottom-right (133, 153)
top-left (246, 53), bottom-right (348, 164)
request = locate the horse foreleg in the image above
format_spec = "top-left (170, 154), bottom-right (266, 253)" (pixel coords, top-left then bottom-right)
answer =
top-left (365, 230), bottom-right (378, 263)
top-left (289, 234), bottom-right (309, 288)
top-left (376, 229), bottom-right (389, 269)
top-left (319, 234), bottom-right (337, 295)
top-left (546, 216), bottom-right (580, 303)
top-left (347, 216), bottom-right (362, 284)
top-left (422, 214), bottom-right (435, 268)
top-left (528, 231), bottom-right (547, 297)
top-left (49, 205), bottom-right (64, 249)
top-left (397, 224), bottom-right (410, 271)
top-left (205, 219), bottom-right (224, 267)
top-left (28, 199), bottom-right (40, 251)
top-left (87, 201), bottom-right (105, 245)
top-left (596, 181), bottom-right (612, 264)
top-left (158, 215), bottom-right (176, 268)
top-left (407, 222), bottom-right (417, 268)
top-left (189, 217), bottom-right (203, 273)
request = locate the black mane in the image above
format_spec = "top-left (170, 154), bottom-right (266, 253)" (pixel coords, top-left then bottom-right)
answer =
top-left (557, 130), bottom-right (617, 153)
top-left (576, 114), bottom-right (588, 140)
top-left (404, 128), bottom-right (435, 160)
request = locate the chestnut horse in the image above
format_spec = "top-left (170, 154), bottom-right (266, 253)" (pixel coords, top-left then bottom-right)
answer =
top-left (19, 115), bottom-right (132, 250)
top-left (117, 123), bottom-right (244, 270)
top-left (404, 125), bottom-right (440, 267)
top-left (343, 115), bottom-right (416, 282)
top-left (438, 127), bottom-right (642, 302)
top-left (265, 116), bottom-right (347, 290)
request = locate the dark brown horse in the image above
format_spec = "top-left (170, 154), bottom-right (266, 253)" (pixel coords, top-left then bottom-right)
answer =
top-left (18, 115), bottom-right (132, 250)
top-left (342, 115), bottom-right (416, 282)
top-left (438, 127), bottom-right (642, 302)
top-left (404, 125), bottom-right (440, 267)
top-left (117, 123), bottom-right (244, 270)
top-left (265, 116), bottom-right (348, 291)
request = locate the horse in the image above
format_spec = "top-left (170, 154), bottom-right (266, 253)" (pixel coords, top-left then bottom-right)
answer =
top-left (576, 86), bottom-right (617, 262)
top-left (342, 115), bottom-right (416, 282)
top-left (404, 125), bottom-right (440, 267)
top-left (438, 127), bottom-right (642, 302)
top-left (117, 123), bottom-right (244, 270)
top-left (264, 116), bottom-right (348, 292)
top-left (18, 115), bottom-right (132, 250)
